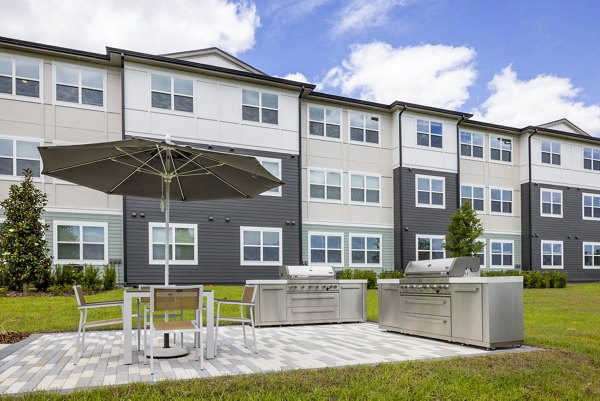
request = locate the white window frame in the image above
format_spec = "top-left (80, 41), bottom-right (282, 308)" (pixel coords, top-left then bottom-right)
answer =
top-left (460, 184), bottom-right (485, 213)
top-left (308, 168), bottom-right (343, 203)
top-left (308, 231), bottom-right (344, 267)
top-left (150, 73), bottom-right (194, 114)
top-left (489, 239), bottom-right (514, 269)
top-left (242, 89), bottom-right (279, 125)
top-left (256, 157), bottom-right (282, 197)
top-left (349, 233), bottom-right (382, 267)
top-left (348, 112), bottom-right (380, 146)
top-left (0, 53), bottom-right (42, 102)
top-left (459, 131), bottom-right (484, 159)
top-left (540, 188), bottom-right (563, 218)
top-left (583, 147), bottom-right (600, 171)
top-left (148, 222), bottom-right (198, 265)
top-left (541, 240), bottom-right (563, 269)
top-left (489, 135), bottom-right (512, 164)
top-left (415, 174), bottom-right (445, 209)
top-left (582, 193), bottom-right (600, 221)
top-left (0, 135), bottom-right (43, 181)
top-left (583, 242), bottom-right (600, 270)
top-left (240, 226), bottom-right (282, 266)
top-left (53, 220), bottom-right (108, 264)
top-left (476, 238), bottom-right (486, 268)
top-left (349, 171), bottom-right (381, 206)
top-left (490, 187), bottom-right (513, 215)
top-left (53, 63), bottom-right (106, 110)
top-left (540, 139), bottom-right (561, 166)
top-left (416, 119), bottom-right (443, 149)
top-left (307, 104), bottom-right (342, 142)
top-left (416, 234), bottom-right (446, 261)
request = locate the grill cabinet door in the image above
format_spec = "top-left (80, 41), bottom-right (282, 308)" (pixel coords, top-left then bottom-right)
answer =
top-left (378, 284), bottom-right (401, 328)
top-left (339, 283), bottom-right (366, 321)
top-left (451, 284), bottom-right (483, 342)
top-left (257, 285), bottom-right (286, 324)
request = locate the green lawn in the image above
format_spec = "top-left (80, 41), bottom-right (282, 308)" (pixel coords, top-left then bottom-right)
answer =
top-left (1, 283), bottom-right (600, 400)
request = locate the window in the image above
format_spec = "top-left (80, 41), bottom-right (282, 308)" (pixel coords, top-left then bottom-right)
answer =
top-left (0, 55), bottom-right (40, 98)
top-left (490, 136), bottom-right (512, 162)
top-left (541, 241), bottom-right (563, 269)
top-left (308, 106), bottom-right (341, 139)
top-left (350, 234), bottom-right (381, 266)
top-left (0, 138), bottom-right (41, 178)
top-left (416, 175), bottom-right (445, 208)
top-left (242, 90), bottom-right (278, 124)
top-left (476, 239), bottom-right (486, 267)
top-left (490, 240), bottom-right (513, 269)
top-left (460, 131), bottom-right (483, 158)
top-left (257, 158), bottom-right (282, 196)
top-left (309, 169), bottom-right (342, 202)
top-left (350, 173), bottom-right (380, 204)
top-left (55, 65), bottom-right (104, 107)
top-left (241, 227), bottom-right (282, 265)
top-left (490, 188), bottom-right (512, 214)
top-left (540, 189), bottom-right (562, 217)
top-left (583, 147), bottom-right (600, 171)
top-left (583, 242), bottom-right (600, 269)
top-left (417, 119), bottom-right (443, 148)
top-left (151, 74), bottom-right (193, 112)
top-left (541, 140), bottom-right (561, 165)
top-left (461, 185), bottom-right (484, 211)
top-left (416, 235), bottom-right (445, 260)
top-left (583, 193), bottom-right (600, 220)
top-left (54, 221), bottom-right (107, 263)
top-left (149, 223), bottom-right (197, 265)
top-left (309, 232), bottom-right (343, 266)
top-left (349, 112), bottom-right (379, 145)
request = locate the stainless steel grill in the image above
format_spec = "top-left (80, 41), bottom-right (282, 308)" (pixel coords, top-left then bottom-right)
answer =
top-left (279, 265), bottom-right (338, 293)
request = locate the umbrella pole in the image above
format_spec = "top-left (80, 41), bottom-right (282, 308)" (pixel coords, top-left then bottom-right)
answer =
top-left (164, 175), bottom-right (171, 348)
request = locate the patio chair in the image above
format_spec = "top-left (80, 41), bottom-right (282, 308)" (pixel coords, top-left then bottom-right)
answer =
top-left (214, 285), bottom-right (257, 354)
top-left (137, 285), bottom-right (184, 350)
top-left (73, 285), bottom-right (124, 361)
top-left (145, 286), bottom-right (204, 374)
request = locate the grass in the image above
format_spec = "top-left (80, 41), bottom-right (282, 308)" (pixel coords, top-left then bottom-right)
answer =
top-left (1, 283), bottom-right (600, 400)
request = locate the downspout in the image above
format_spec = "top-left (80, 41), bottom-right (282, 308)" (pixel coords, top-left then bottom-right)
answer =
top-left (298, 86), bottom-right (304, 264)
top-left (120, 52), bottom-right (128, 285)
top-left (397, 105), bottom-right (407, 270)
top-left (527, 128), bottom-right (538, 271)
top-left (456, 116), bottom-right (466, 208)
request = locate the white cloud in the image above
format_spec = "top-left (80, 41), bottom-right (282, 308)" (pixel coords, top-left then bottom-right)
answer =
top-left (474, 66), bottom-right (600, 135)
top-left (0, 0), bottom-right (260, 55)
top-left (265, 0), bottom-right (330, 20)
top-left (279, 72), bottom-right (310, 83)
top-left (334, 0), bottom-right (410, 35)
top-left (318, 42), bottom-right (477, 109)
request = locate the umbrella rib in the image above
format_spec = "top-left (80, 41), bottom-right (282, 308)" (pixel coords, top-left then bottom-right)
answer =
top-left (43, 147), bottom-right (155, 174)
top-left (182, 154), bottom-right (252, 198)
top-left (115, 147), bottom-right (165, 176)
top-left (108, 148), bottom-right (163, 193)
top-left (170, 153), bottom-right (186, 201)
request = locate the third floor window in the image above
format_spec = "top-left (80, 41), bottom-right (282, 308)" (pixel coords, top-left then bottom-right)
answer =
top-left (541, 140), bottom-right (561, 165)
top-left (417, 119), bottom-right (443, 148)
top-left (460, 131), bottom-right (483, 158)
top-left (242, 90), bottom-right (278, 124)
top-left (490, 136), bottom-right (512, 162)
top-left (583, 147), bottom-right (600, 171)
top-left (0, 56), bottom-right (40, 98)
top-left (151, 74), bottom-right (193, 113)
top-left (349, 112), bottom-right (379, 145)
top-left (56, 65), bottom-right (104, 107)
top-left (309, 106), bottom-right (341, 139)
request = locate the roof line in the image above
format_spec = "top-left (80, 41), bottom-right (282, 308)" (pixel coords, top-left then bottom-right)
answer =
top-left (0, 35), bottom-right (109, 60)
top-left (162, 46), bottom-right (265, 75)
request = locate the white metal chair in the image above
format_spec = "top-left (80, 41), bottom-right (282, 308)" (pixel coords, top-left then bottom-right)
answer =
top-left (145, 286), bottom-right (204, 374)
top-left (73, 285), bottom-right (123, 361)
top-left (214, 285), bottom-right (257, 354)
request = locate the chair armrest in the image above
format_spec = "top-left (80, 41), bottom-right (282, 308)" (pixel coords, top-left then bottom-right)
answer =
top-left (80, 301), bottom-right (124, 310)
top-left (216, 301), bottom-right (254, 306)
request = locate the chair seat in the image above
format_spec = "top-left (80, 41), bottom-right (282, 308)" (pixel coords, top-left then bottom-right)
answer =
top-left (217, 316), bottom-right (252, 323)
top-left (153, 320), bottom-right (196, 332)
top-left (83, 317), bottom-right (123, 328)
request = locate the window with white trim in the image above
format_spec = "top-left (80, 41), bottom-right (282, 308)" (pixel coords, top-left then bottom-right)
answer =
top-left (541, 140), bottom-right (561, 165)
top-left (583, 147), bottom-right (600, 171)
top-left (309, 232), bottom-right (343, 266)
top-left (583, 193), bottom-right (600, 220)
top-left (583, 242), bottom-right (600, 269)
top-left (309, 169), bottom-right (341, 201)
top-left (257, 158), bottom-right (282, 196)
top-left (490, 240), bottom-right (513, 268)
top-left (151, 74), bottom-right (193, 112)
top-left (242, 90), bottom-right (278, 124)
top-left (541, 240), bottom-right (563, 269)
top-left (460, 131), bottom-right (483, 158)
top-left (490, 136), bottom-right (512, 162)
top-left (54, 221), bottom-right (107, 263)
top-left (417, 119), bottom-right (443, 148)
top-left (490, 188), bottom-right (512, 214)
top-left (461, 185), bottom-right (484, 211)
top-left (476, 239), bottom-right (486, 267)
top-left (416, 235), bottom-right (445, 260)
top-left (350, 173), bottom-right (380, 204)
top-left (0, 55), bottom-right (40, 98)
top-left (540, 189), bottom-right (562, 217)
top-left (416, 175), bottom-right (445, 208)
top-left (149, 223), bottom-right (197, 265)
top-left (350, 234), bottom-right (381, 266)
top-left (55, 65), bottom-right (104, 107)
top-left (0, 138), bottom-right (41, 178)
top-left (241, 227), bottom-right (282, 265)
top-left (308, 106), bottom-right (341, 139)
top-left (349, 112), bottom-right (379, 144)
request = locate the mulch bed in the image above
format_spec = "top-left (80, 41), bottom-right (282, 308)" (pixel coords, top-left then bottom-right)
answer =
top-left (0, 332), bottom-right (29, 344)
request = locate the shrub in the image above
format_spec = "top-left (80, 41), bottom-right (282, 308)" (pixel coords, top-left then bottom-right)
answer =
top-left (47, 284), bottom-right (73, 296)
top-left (0, 287), bottom-right (6, 297)
top-left (102, 264), bottom-right (117, 290)
top-left (379, 270), bottom-right (404, 279)
top-left (338, 269), bottom-right (378, 289)
top-left (52, 265), bottom-right (83, 287)
top-left (81, 264), bottom-right (102, 292)
top-left (481, 270), bottom-right (567, 289)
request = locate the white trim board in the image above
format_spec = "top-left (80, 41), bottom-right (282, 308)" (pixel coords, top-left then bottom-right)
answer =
top-left (303, 221), bottom-right (394, 229)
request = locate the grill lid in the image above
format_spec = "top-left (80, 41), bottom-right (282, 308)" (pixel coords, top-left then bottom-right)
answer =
top-left (405, 257), bottom-right (480, 278)
top-left (279, 265), bottom-right (335, 280)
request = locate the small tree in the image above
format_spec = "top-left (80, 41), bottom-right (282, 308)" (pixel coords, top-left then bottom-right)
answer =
top-left (0, 169), bottom-right (52, 291)
top-left (445, 200), bottom-right (484, 257)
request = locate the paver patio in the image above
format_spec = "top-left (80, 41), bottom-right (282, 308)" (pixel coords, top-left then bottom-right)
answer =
top-left (0, 323), bottom-right (533, 395)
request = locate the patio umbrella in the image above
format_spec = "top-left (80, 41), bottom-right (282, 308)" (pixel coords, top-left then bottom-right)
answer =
top-left (38, 136), bottom-right (284, 285)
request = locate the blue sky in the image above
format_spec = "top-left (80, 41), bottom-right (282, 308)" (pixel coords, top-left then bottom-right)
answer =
top-left (1, 0), bottom-right (600, 133)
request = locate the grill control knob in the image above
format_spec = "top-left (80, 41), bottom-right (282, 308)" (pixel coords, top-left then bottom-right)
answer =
top-left (300, 285), bottom-right (305, 289)
top-left (423, 285), bottom-right (430, 289)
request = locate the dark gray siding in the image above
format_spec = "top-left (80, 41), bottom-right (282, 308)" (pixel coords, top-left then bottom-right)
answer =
top-left (393, 168), bottom-right (402, 270)
top-left (527, 182), bottom-right (600, 282)
top-left (125, 143), bottom-right (300, 285)
top-left (521, 183), bottom-right (531, 270)
top-left (400, 167), bottom-right (457, 268)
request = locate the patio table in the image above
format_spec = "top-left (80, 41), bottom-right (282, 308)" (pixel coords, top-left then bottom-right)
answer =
top-left (122, 288), bottom-right (215, 364)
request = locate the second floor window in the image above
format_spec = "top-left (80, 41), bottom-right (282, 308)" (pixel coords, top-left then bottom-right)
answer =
top-left (416, 175), bottom-right (445, 208)
top-left (583, 194), bottom-right (600, 220)
top-left (0, 56), bottom-right (40, 98)
top-left (490, 136), bottom-right (512, 162)
top-left (350, 173), bottom-right (380, 204)
top-left (490, 188), bottom-right (512, 214)
top-left (309, 106), bottom-right (341, 139)
top-left (461, 185), bottom-right (484, 211)
top-left (56, 65), bottom-right (104, 107)
top-left (460, 131), bottom-right (483, 158)
top-left (242, 90), bottom-right (278, 124)
top-left (349, 112), bottom-right (379, 145)
top-left (417, 119), bottom-right (443, 148)
top-left (0, 138), bottom-right (41, 177)
top-left (258, 158), bottom-right (282, 196)
top-left (540, 189), bottom-right (562, 217)
top-left (583, 147), bottom-right (600, 171)
top-left (541, 140), bottom-right (561, 165)
top-left (309, 169), bottom-right (341, 201)
top-left (151, 74), bottom-right (193, 112)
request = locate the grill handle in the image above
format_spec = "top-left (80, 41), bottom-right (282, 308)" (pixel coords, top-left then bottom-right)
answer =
top-left (453, 287), bottom-right (480, 293)
top-left (403, 299), bottom-right (447, 305)
top-left (404, 315), bottom-right (448, 324)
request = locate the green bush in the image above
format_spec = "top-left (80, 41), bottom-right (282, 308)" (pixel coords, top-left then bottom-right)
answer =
top-left (0, 287), bottom-right (7, 297)
top-left (47, 284), bottom-right (73, 296)
top-left (338, 269), bottom-right (378, 289)
top-left (378, 270), bottom-right (404, 279)
top-left (482, 270), bottom-right (567, 289)
top-left (81, 264), bottom-right (102, 292)
top-left (102, 264), bottom-right (117, 290)
top-left (52, 265), bottom-right (83, 287)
